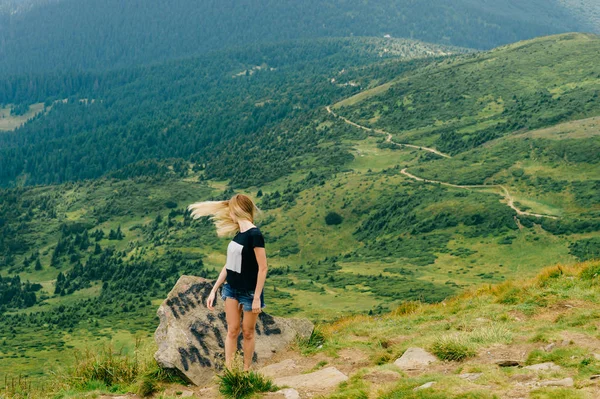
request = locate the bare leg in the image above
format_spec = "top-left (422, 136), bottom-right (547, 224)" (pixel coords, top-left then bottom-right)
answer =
top-left (242, 310), bottom-right (260, 371)
top-left (224, 298), bottom-right (243, 369)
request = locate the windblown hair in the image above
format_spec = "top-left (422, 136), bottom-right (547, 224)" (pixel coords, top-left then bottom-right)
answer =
top-left (187, 193), bottom-right (262, 237)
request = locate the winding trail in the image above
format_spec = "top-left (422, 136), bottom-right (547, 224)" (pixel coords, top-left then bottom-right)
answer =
top-left (326, 105), bottom-right (559, 219)
top-left (399, 169), bottom-right (558, 219)
top-left (326, 106), bottom-right (451, 158)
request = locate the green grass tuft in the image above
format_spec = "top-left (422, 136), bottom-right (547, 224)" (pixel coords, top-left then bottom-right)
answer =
top-left (216, 351), bottom-right (279, 399)
top-left (431, 334), bottom-right (477, 361)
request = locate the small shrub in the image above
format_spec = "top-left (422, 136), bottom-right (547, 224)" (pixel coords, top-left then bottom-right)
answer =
top-left (580, 261), bottom-right (600, 280)
top-left (307, 360), bottom-right (329, 372)
top-left (296, 325), bottom-right (326, 351)
top-left (137, 377), bottom-right (157, 397)
top-left (61, 342), bottom-right (141, 388)
top-left (431, 334), bottom-right (477, 361)
top-left (371, 350), bottom-right (393, 365)
top-left (536, 265), bottom-right (566, 287)
top-left (142, 362), bottom-right (188, 384)
top-left (390, 301), bottom-right (422, 316)
top-left (216, 351), bottom-right (278, 399)
top-left (525, 347), bottom-right (588, 368)
top-left (325, 211), bottom-right (343, 225)
top-left (529, 332), bottom-right (550, 343)
top-left (495, 287), bottom-right (522, 304)
top-left (469, 325), bottom-right (513, 345)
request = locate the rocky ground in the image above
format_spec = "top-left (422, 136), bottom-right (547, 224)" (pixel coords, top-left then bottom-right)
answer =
top-left (100, 261), bottom-right (600, 399)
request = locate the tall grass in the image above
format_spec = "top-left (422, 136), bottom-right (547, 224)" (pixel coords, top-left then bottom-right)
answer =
top-left (431, 325), bottom-right (513, 362)
top-left (1, 374), bottom-right (39, 399)
top-left (47, 336), bottom-right (186, 398)
top-left (55, 338), bottom-right (142, 389)
top-left (431, 334), bottom-right (477, 361)
top-left (216, 351), bottom-right (279, 399)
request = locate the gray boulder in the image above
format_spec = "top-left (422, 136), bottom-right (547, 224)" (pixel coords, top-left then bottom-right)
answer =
top-left (154, 275), bottom-right (314, 386)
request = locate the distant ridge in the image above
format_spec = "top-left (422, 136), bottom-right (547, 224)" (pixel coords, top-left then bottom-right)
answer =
top-left (0, 0), bottom-right (591, 76)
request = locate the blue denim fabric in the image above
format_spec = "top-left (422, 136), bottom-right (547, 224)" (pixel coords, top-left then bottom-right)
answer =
top-left (221, 282), bottom-right (265, 312)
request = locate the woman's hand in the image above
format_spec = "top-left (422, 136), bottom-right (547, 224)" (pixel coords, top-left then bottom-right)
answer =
top-left (252, 297), bottom-right (262, 314)
top-left (206, 290), bottom-right (216, 310)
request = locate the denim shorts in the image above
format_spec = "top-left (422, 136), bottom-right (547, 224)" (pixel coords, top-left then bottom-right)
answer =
top-left (221, 282), bottom-right (265, 312)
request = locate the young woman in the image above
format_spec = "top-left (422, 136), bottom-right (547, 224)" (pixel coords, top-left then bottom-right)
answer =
top-left (187, 193), bottom-right (267, 371)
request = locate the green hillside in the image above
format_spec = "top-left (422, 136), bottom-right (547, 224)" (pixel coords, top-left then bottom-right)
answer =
top-left (1, 33), bottom-right (599, 386)
top-left (334, 33), bottom-right (600, 154)
top-left (0, 37), bottom-right (464, 188)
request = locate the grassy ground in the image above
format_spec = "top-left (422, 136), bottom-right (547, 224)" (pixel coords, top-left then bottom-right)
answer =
top-left (4, 260), bottom-right (599, 398)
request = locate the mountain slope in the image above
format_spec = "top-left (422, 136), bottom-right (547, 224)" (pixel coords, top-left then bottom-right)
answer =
top-left (1, 33), bottom-right (599, 384)
top-left (0, 0), bottom-right (593, 76)
top-left (334, 33), bottom-right (600, 155)
top-left (7, 260), bottom-right (600, 398)
top-left (0, 37), bottom-right (462, 188)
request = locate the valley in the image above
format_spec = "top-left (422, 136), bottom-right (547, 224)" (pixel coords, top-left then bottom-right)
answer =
top-left (0, 33), bottom-right (598, 395)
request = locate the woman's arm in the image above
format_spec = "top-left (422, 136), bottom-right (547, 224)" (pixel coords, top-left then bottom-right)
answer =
top-left (253, 247), bottom-right (268, 295)
top-left (211, 265), bottom-right (227, 294)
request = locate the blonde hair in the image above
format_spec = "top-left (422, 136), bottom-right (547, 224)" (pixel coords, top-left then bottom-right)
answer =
top-left (187, 193), bottom-right (262, 237)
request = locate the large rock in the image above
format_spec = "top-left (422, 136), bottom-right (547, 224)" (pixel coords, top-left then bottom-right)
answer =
top-left (154, 275), bottom-right (314, 386)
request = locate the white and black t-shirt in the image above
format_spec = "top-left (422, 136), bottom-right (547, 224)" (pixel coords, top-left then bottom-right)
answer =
top-left (225, 226), bottom-right (265, 291)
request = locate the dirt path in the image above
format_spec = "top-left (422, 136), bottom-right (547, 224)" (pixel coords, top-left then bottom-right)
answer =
top-left (325, 106), bottom-right (451, 158)
top-left (326, 106), bottom-right (558, 220)
top-left (400, 169), bottom-right (558, 219)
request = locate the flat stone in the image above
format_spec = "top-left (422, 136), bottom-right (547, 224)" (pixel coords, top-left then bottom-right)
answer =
top-left (180, 391), bottom-right (194, 397)
top-left (263, 388), bottom-right (301, 399)
top-left (261, 393), bottom-right (287, 399)
top-left (459, 373), bottom-right (483, 381)
top-left (273, 367), bottom-right (348, 390)
top-left (538, 377), bottom-right (574, 387)
top-left (153, 276), bottom-right (314, 386)
top-left (278, 388), bottom-right (301, 399)
top-left (394, 347), bottom-right (438, 370)
top-left (414, 381), bottom-right (436, 390)
top-left (258, 359), bottom-right (298, 378)
top-left (524, 362), bottom-right (561, 372)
